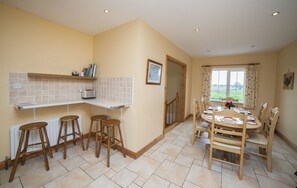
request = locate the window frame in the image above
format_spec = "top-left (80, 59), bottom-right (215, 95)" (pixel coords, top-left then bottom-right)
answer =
top-left (210, 67), bottom-right (246, 103)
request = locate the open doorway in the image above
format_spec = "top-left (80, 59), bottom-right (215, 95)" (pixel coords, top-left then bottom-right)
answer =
top-left (164, 55), bottom-right (187, 133)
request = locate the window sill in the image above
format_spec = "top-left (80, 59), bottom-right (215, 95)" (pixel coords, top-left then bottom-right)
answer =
top-left (209, 99), bottom-right (243, 105)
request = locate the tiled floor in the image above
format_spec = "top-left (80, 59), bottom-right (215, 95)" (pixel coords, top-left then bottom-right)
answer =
top-left (1, 119), bottom-right (297, 188)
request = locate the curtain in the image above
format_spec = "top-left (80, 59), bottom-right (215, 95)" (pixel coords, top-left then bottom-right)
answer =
top-left (243, 65), bottom-right (259, 109)
top-left (201, 67), bottom-right (212, 102)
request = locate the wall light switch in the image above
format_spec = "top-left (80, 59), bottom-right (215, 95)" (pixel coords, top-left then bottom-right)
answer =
top-left (13, 83), bottom-right (22, 89)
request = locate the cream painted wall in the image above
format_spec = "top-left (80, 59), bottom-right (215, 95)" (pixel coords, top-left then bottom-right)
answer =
top-left (93, 20), bottom-right (192, 152)
top-left (275, 39), bottom-right (297, 145)
top-left (0, 4), bottom-right (93, 160)
top-left (191, 53), bottom-right (278, 114)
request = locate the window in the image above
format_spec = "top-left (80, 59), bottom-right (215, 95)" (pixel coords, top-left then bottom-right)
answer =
top-left (210, 68), bottom-right (245, 102)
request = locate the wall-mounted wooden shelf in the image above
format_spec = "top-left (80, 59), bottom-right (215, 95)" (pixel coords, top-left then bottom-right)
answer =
top-left (27, 73), bottom-right (97, 80)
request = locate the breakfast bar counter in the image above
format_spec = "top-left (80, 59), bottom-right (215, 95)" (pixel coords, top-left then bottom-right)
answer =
top-left (14, 99), bottom-right (130, 110)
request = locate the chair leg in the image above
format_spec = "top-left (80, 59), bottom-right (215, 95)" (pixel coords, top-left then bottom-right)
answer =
top-left (63, 122), bottom-right (68, 159)
top-left (239, 152), bottom-right (244, 180)
top-left (86, 120), bottom-right (94, 150)
top-left (117, 125), bottom-right (126, 158)
top-left (208, 147), bottom-right (213, 170)
top-left (21, 130), bottom-right (30, 166)
top-left (191, 131), bottom-right (196, 145)
top-left (75, 119), bottom-right (85, 151)
top-left (9, 131), bottom-right (25, 182)
top-left (43, 127), bottom-right (53, 158)
top-left (55, 121), bottom-right (63, 152)
top-left (72, 120), bottom-right (76, 145)
top-left (39, 128), bottom-right (49, 171)
top-left (267, 149), bottom-right (272, 172)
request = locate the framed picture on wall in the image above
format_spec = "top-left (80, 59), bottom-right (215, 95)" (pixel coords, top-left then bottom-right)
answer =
top-left (283, 72), bottom-right (294, 89)
top-left (146, 59), bottom-right (162, 85)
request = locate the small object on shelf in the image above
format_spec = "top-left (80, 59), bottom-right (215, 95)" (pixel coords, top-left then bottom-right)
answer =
top-left (82, 63), bottom-right (97, 77)
top-left (72, 71), bottom-right (79, 76)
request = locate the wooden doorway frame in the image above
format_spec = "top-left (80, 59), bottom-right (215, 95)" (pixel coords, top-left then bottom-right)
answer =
top-left (163, 55), bottom-right (187, 133)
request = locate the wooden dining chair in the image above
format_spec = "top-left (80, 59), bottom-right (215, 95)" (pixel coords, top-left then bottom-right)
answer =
top-left (245, 107), bottom-right (279, 172)
top-left (257, 102), bottom-right (268, 134)
top-left (191, 99), bottom-right (209, 144)
top-left (208, 109), bottom-right (247, 180)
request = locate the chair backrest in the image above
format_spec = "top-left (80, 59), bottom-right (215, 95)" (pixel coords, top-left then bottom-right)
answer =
top-left (192, 99), bottom-right (199, 123)
top-left (263, 107), bottom-right (280, 146)
top-left (258, 102), bottom-right (268, 124)
top-left (210, 109), bottom-right (247, 150)
top-left (200, 96), bottom-right (207, 111)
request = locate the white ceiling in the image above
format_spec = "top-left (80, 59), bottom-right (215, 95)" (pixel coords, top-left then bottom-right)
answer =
top-left (2, 0), bottom-right (297, 57)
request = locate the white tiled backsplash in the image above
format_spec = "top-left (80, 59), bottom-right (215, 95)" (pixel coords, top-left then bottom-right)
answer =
top-left (9, 73), bottom-right (133, 105)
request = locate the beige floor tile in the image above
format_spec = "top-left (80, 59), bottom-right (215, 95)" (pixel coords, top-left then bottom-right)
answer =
top-left (257, 174), bottom-right (293, 188)
top-left (155, 159), bottom-right (189, 186)
top-left (84, 162), bottom-right (109, 179)
top-left (287, 158), bottom-right (297, 169)
top-left (202, 154), bottom-right (222, 173)
top-left (79, 162), bottom-right (92, 170)
top-left (142, 175), bottom-right (170, 188)
top-left (105, 168), bottom-right (117, 178)
top-left (157, 143), bottom-right (183, 158)
top-left (127, 183), bottom-right (141, 188)
top-left (265, 168), bottom-right (296, 187)
top-left (64, 145), bottom-right (86, 159)
top-left (149, 150), bottom-right (168, 163)
top-left (80, 148), bottom-right (106, 165)
top-left (182, 181), bottom-right (201, 188)
top-left (59, 156), bottom-right (86, 171)
top-left (0, 177), bottom-right (22, 188)
top-left (222, 169), bottom-right (259, 188)
top-left (180, 145), bottom-right (205, 161)
top-left (44, 168), bottom-right (92, 188)
top-left (193, 159), bottom-right (203, 166)
top-left (175, 154), bottom-right (194, 167)
top-left (102, 152), bottom-right (134, 172)
top-left (268, 158), bottom-right (296, 175)
top-left (20, 160), bottom-right (67, 188)
top-left (111, 169), bottom-right (137, 188)
top-left (127, 156), bottom-right (160, 178)
top-left (133, 176), bottom-right (147, 187)
top-left (186, 164), bottom-right (221, 188)
top-left (85, 175), bottom-right (120, 188)
top-left (169, 183), bottom-right (181, 188)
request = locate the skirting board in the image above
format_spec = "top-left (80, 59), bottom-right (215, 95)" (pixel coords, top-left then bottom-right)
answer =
top-left (275, 129), bottom-right (297, 152)
top-left (0, 133), bottom-right (164, 170)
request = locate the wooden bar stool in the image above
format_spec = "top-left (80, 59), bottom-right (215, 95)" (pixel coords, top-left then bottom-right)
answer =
top-left (99, 119), bottom-right (126, 167)
top-left (55, 115), bottom-right (85, 159)
top-left (86, 115), bottom-right (108, 157)
top-left (9, 122), bottom-right (53, 182)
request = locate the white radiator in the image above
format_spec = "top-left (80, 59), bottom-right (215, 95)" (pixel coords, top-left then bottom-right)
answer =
top-left (10, 115), bottom-right (82, 159)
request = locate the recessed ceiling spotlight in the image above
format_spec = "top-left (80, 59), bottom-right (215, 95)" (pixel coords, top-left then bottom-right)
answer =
top-left (104, 9), bottom-right (109, 13)
top-left (272, 12), bottom-right (279, 16)
top-left (251, 45), bottom-right (256, 48)
top-left (206, 50), bottom-right (211, 52)
top-left (195, 28), bottom-right (199, 32)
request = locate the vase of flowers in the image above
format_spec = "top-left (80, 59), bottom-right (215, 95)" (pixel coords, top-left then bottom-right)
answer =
top-left (225, 101), bottom-right (235, 109)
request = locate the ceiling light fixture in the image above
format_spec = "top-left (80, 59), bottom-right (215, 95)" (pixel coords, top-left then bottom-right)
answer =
top-left (251, 45), bottom-right (255, 48)
top-left (207, 50), bottom-right (211, 52)
top-left (195, 28), bottom-right (199, 32)
top-left (272, 12), bottom-right (279, 16)
top-left (104, 9), bottom-right (109, 13)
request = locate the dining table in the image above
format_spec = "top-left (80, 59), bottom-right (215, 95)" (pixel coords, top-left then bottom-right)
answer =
top-left (201, 106), bottom-right (262, 131)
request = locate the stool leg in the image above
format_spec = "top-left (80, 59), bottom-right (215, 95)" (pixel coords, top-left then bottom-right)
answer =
top-left (117, 125), bottom-right (126, 158)
top-left (112, 126), bottom-right (116, 150)
top-left (107, 126), bottom-right (111, 167)
top-left (21, 130), bottom-right (30, 166)
top-left (72, 120), bottom-right (76, 145)
top-left (43, 127), bottom-right (53, 158)
top-left (75, 119), bottom-right (85, 151)
top-left (98, 124), bottom-right (104, 158)
top-left (9, 131), bottom-right (25, 182)
top-left (39, 128), bottom-right (49, 171)
top-left (86, 120), bottom-right (94, 150)
top-left (63, 122), bottom-right (68, 159)
top-left (95, 121), bottom-right (99, 158)
top-left (55, 121), bottom-right (64, 152)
